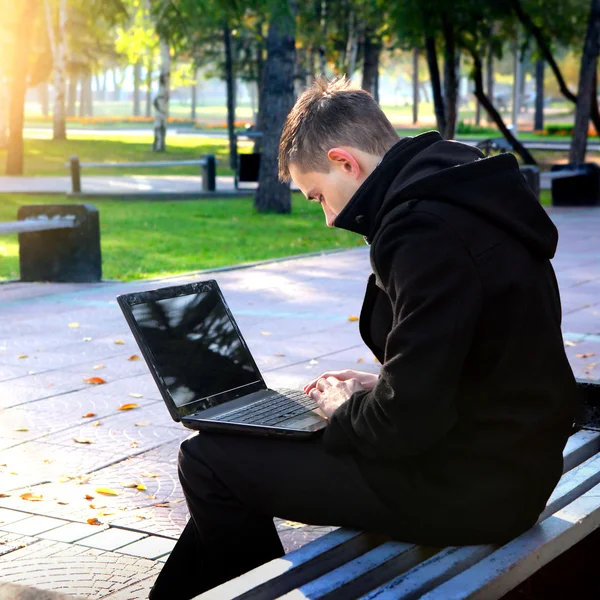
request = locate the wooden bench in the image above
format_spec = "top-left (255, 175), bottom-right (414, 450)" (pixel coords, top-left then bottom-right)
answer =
top-left (66, 154), bottom-right (217, 194)
top-left (0, 204), bottom-right (101, 282)
top-left (196, 381), bottom-right (600, 599)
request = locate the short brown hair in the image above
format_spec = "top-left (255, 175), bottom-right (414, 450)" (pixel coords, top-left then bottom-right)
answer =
top-left (278, 75), bottom-right (400, 182)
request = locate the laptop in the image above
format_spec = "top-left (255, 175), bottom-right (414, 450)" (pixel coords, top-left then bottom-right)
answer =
top-left (116, 280), bottom-right (329, 438)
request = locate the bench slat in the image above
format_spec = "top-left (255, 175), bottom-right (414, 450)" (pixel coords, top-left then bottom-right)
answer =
top-left (0, 218), bottom-right (76, 235)
top-left (279, 542), bottom-right (428, 600)
top-left (562, 429), bottom-right (600, 471)
top-left (360, 450), bottom-right (600, 599)
top-left (195, 530), bottom-right (389, 600)
top-left (419, 481), bottom-right (600, 600)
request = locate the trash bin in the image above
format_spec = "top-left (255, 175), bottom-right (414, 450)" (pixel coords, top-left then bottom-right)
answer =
top-left (551, 162), bottom-right (600, 206)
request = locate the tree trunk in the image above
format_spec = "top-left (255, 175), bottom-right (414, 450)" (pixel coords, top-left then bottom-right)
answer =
top-left (510, 0), bottom-right (600, 136)
top-left (78, 75), bottom-right (87, 117)
top-left (0, 85), bottom-right (8, 149)
top-left (6, 0), bottom-right (38, 175)
top-left (569, 0), bottom-right (600, 165)
top-left (145, 59), bottom-right (153, 117)
top-left (224, 21), bottom-right (237, 171)
top-left (319, 0), bottom-right (327, 74)
top-left (152, 38), bottom-right (170, 152)
top-left (425, 36), bottom-right (446, 134)
top-left (101, 70), bottom-right (107, 102)
top-left (362, 30), bottom-right (380, 102)
top-left (190, 68), bottom-right (198, 120)
top-left (512, 39), bottom-right (521, 134)
top-left (44, 0), bottom-right (67, 139)
top-left (39, 82), bottom-right (49, 117)
top-left (112, 68), bottom-right (122, 102)
top-left (441, 14), bottom-right (459, 139)
top-left (254, 0), bottom-right (297, 213)
top-left (470, 49), bottom-right (536, 165)
top-left (67, 76), bottom-right (77, 117)
top-left (535, 58), bottom-right (545, 131)
top-left (133, 59), bottom-right (142, 116)
top-left (86, 74), bottom-right (93, 116)
top-left (346, 11), bottom-right (359, 78)
top-left (412, 48), bottom-right (419, 125)
top-left (486, 40), bottom-right (494, 113)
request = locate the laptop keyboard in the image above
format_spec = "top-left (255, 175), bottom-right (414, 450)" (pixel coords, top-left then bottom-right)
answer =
top-left (211, 389), bottom-right (319, 426)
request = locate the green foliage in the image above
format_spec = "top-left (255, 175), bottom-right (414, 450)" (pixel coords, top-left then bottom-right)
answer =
top-left (0, 194), bottom-right (362, 281)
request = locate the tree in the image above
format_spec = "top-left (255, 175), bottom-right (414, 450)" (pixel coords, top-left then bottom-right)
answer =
top-left (569, 0), bottom-right (600, 164)
top-left (153, 37), bottom-right (170, 152)
top-left (43, 0), bottom-right (67, 139)
top-left (6, 0), bottom-right (47, 175)
top-left (254, 0), bottom-right (297, 213)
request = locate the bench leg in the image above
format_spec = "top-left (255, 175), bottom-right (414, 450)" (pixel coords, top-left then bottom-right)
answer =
top-left (17, 204), bottom-right (102, 283)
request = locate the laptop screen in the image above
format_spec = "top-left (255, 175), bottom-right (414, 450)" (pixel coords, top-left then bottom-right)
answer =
top-left (128, 286), bottom-right (262, 413)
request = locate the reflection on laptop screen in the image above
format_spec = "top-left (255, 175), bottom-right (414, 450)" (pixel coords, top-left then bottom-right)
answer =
top-left (129, 288), bottom-right (261, 410)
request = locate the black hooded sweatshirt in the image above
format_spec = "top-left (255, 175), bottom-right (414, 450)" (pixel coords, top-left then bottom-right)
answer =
top-left (325, 131), bottom-right (578, 546)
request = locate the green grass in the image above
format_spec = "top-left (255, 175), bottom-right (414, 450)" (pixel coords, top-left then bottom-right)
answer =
top-left (0, 135), bottom-right (257, 177)
top-left (0, 194), bottom-right (364, 281)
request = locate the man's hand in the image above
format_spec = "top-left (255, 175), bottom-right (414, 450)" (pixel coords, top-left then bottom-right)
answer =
top-left (307, 376), bottom-right (366, 419)
top-left (304, 370), bottom-right (379, 395)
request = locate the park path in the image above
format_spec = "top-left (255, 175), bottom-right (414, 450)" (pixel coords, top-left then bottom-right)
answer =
top-left (0, 206), bottom-right (600, 597)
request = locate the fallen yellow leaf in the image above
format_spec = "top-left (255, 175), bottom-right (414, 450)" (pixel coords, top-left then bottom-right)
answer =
top-left (84, 494), bottom-right (94, 500)
top-left (92, 421), bottom-right (101, 427)
top-left (93, 364), bottom-right (105, 370)
top-left (129, 393), bottom-right (143, 398)
top-left (82, 412), bottom-right (96, 418)
top-left (17, 354), bottom-right (28, 359)
top-left (73, 438), bottom-right (94, 444)
top-left (20, 492), bottom-right (43, 502)
top-left (87, 518), bottom-right (101, 525)
top-left (281, 520), bottom-right (306, 529)
top-left (356, 358), bottom-right (364, 363)
top-left (576, 352), bottom-right (596, 359)
top-left (56, 501), bottom-right (69, 506)
top-left (136, 484), bottom-right (147, 491)
top-left (121, 482), bottom-right (139, 489)
top-left (14, 427), bottom-right (29, 432)
top-left (95, 487), bottom-right (119, 496)
top-left (84, 377), bottom-right (106, 385)
top-left (130, 441), bottom-right (139, 448)
top-left (118, 403), bottom-right (139, 411)
top-left (0, 493), bottom-right (10, 498)
top-left (134, 422), bottom-right (150, 427)
top-left (348, 315), bottom-right (359, 322)
top-left (260, 331), bottom-right (272, 336)
top-left (82, 337), bottom-right (92, 342)
top-left (128, 355), bottom-right (141, 361)
top-left (155, 502), bottom-right (170, 508)
top-left (114, 339), bottom-right (125, 345)
top-left (68, 322), bottom-right (80, 329)
top-left (140, 472), bottom-right (160, 478)
top-left (274, 353), bottom-right (286, 357)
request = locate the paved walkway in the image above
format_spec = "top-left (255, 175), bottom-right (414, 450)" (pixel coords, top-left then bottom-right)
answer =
top-left (1, 206), bottom-right (600, 598)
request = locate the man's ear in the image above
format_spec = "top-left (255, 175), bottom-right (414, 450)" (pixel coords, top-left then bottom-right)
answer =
top-left (327, 148), bottom-right (361, 178)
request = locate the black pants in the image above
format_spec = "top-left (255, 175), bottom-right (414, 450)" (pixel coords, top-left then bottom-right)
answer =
top-left (148, 431), bottom-right (410, 600)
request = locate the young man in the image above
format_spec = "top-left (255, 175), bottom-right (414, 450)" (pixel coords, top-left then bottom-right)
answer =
top-left (149, 76), bottom-right (577, 600)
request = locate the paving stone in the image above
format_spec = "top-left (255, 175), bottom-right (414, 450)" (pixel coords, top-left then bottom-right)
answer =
top-left (39, 521), bottom-right (110, 543)
top-left (0, 508), bottom-right (32, 527)
top-left (78, 527), bottom-right (147, 551)
top-left (1, 515), bottom-right (69, 536)
top-left (117, 535), bottom-right (177, 559)
top-left (0, 532), bottom-right (42, 557)
top-left (0, 442), bottom-right (119, 492)
top-left (0, 538), bottom-right (162, 599)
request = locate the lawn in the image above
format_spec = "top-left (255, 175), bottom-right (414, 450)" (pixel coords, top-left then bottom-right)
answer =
top-left (0, 135), bottom-right (255, 178)
top-left (0, 194), bottom-right (364, 281)
top-left (0, 190), bottom-right (552, 282)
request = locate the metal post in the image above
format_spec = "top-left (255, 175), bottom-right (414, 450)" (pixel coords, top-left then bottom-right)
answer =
top-left (70, 156), bottom-right (81, 193)
top-left (512, 34), bottom-right (521, 137)
top-left (202, 154), bottom-right (216, 192)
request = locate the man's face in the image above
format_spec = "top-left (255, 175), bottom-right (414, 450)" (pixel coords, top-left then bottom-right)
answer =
top-left (289, 147), bottom-right (381, 227)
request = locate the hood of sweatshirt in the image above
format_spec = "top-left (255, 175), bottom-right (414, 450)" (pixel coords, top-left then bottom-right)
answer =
top-left (334, 131), bottom-right (557, 258)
